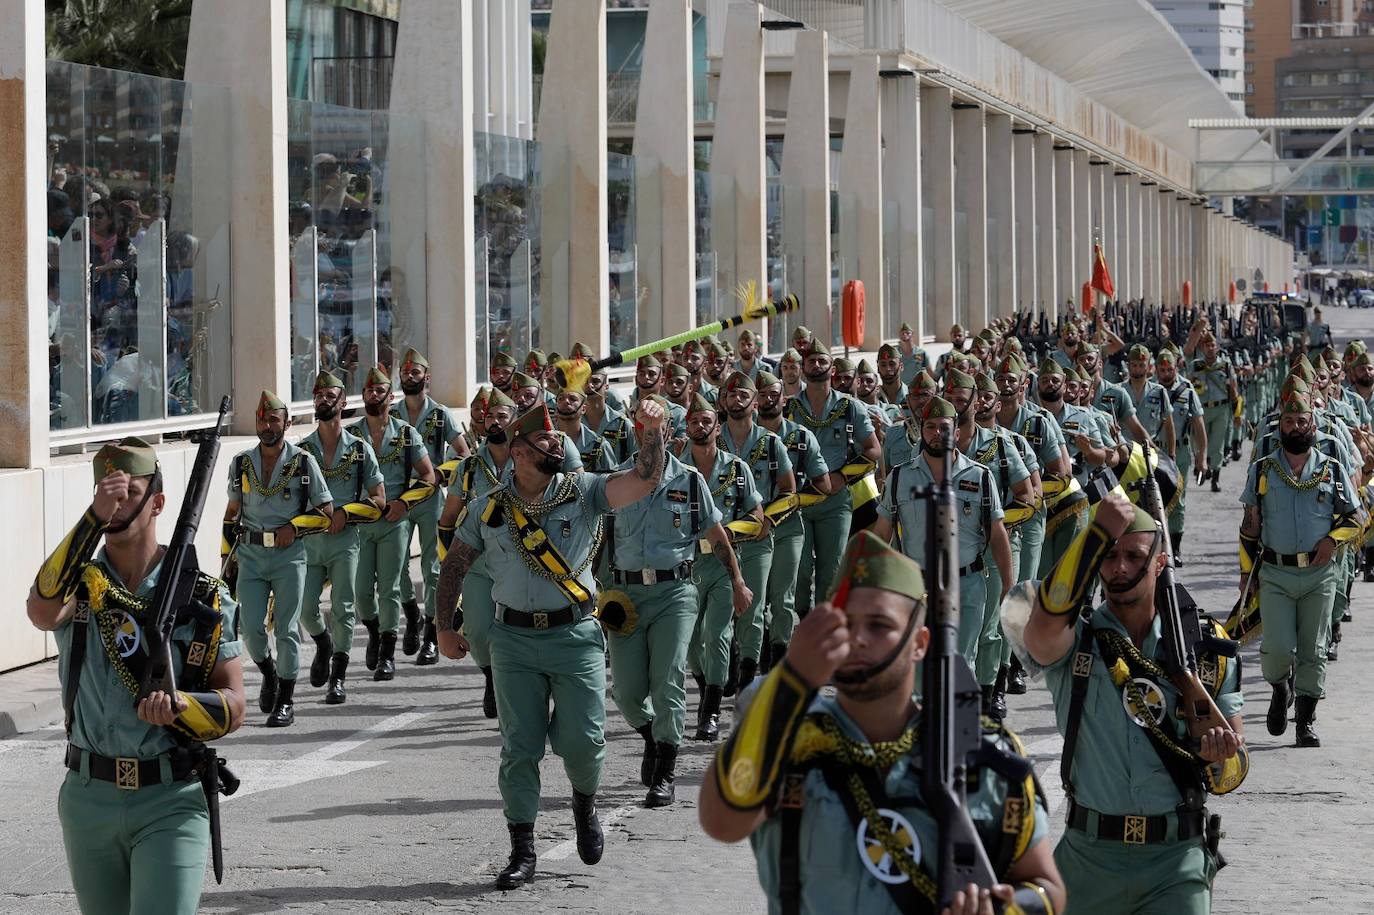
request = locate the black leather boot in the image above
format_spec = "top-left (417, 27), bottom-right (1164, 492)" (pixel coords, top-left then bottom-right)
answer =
top-left (363, 618), bottom-right (380, 670)
top-left (645, 742), bottom-right (678, 808)
top-left (1007, 655), bottom-right (1028, 695)
top-left (759, 639), bottom-right (772, 674)
top-left (1266, 678), bottom-right (1291, 736)
top-left (692, 670), bottom-right (706, 697)
top-left (634, 722), bottom-right (657, 787)
top-left (696, 685), bottom-right (723, 742)
top-left (482, 666), bottom-right (498, 719)
top-left (309, 632), bottom-right (332, 688)
top-left (1210, 468), bottom-right (1221, 493)
top-left (1229, 440), bottom-right (1242, 463)
top-left (374, 632), bottom-right (397, 681)
top-left (571, 791), bottom-right (604, 865)
top-left (1328, 621), bottom-right (1341, 662)
top-left (737, 657), bottom-right (759, 695)
top-left (324, 652), bottom-right (349, 705)
top-left (401, 600), bottom-right (422, 655)
top-left (1170, 530), bottom-right (1184, 567)
top-left (988, 668), bottom-right (1009, 720)
top-left (1364, 547), bottom-right (1374, 583)
top-left (266, 678), bottom-right (296, 728)
top-left (723, 639), bottom-right (741, 697)
top-left (416, 621), bottom-right (439, 666)
top-left (255, 656), bottom-right (278, 715)
top-left (1295, 696), bottom-right (1321, 748)
top-left (770, 641), bottom-right (787, 669)
top-left (496, 823), bottom-right (536, 889)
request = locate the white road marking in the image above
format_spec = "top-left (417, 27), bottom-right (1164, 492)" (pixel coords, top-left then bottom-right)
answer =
top-left (0, 739), bottom-right (63, 758)
top-left (226, 710), bottom-right (432, 802)
top-left (541, 803), bottom-right (641, 861)
top-left (1022, 735), bottom-right (1066, 814)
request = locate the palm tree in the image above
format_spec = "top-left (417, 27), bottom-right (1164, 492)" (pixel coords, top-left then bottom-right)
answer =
top-left (46, 0), bottom-right (194, 80)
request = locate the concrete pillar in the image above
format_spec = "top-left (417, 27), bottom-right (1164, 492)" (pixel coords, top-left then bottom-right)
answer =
top-left (1115, 173), bottom-right (1132, 301)
top-left (1012, 128), bottom-right (1037, 311)
top-left (1034, 133), bottom-right (1058, 314)
top-left (709, 2), bottom-right (767, 331)
top-left (390, 0), bottom-right (476, 407)
top-left (922, 83), bottom-right (955, 339)
top-left (537, 0), bottom-right (608, 355)
top-left (0, 0), bottom-right (47, 466)
top-left (953, 104), bottom-right (987, 329)
top-left (838, 54), bottom-right (884, 350)
top-left (633, 0), bottom-right (696, 341)
top-left (1054, 143), bottom-right (1075, 316)
top-left (1100, 165), bottom-right (1116, 301)
top-left (1138, 182), bottom-right (1155, 304)
top-left (985, 113), bottom-right (1015, 320)
top-left (880, 73), bottom-right (923, 339)
top-left (781, 29), bottom-right (832, 341)
top-left (1158, 191), bottom-right (1172, 308)
top-left (1073, 150), bottom-right (1091, 309)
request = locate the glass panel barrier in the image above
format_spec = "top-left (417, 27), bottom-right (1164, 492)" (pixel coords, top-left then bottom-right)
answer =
top-left (608, 150), bottom-right (638, 354)
top-left (290, 225), bottom-right (320, 400)
top-left (474, 235), bottom-right (491, 382)
top-left (52, 217), bottom-right (91, 430)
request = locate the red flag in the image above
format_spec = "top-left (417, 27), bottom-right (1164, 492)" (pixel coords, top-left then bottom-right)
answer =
top-left (1081, 280), bottom-right (1093, 315)
top-left (1090, 243), bottom-right (1115, 300)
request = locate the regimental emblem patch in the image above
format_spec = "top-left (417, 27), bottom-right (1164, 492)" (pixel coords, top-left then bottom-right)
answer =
top-left (1122, 677), bottom-right (1167, 728)
top-left (855, 807), bottom-right (921, 885)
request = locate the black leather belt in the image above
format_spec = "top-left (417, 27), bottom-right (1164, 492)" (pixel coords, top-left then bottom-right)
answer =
top-left (497, 600), bottom-right (594, 630)
top-left (1067, 801), bottom-right (1204, 844)
top-left (65, 744), bottom-right (197, 789)
top-left (959, 556), bottom-right (985, 577)
top-left (611, 561), bottom-right (694, 586)
top-left (241, 531), bottom-right (280, 547)
top-left (1202, 399), bottom-right (1228, 409)
top-left (1261, 547), bottom-right (1319, 569)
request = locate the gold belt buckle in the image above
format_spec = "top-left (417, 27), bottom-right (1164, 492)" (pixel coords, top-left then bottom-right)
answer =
top-left (1123, 815), bottom-right (1147, 845)
top-left (1296, 552), bottom-right (1309, 569)
top-left (532, 612), bottom-right (550, 630)
top-left (115, 757), bottom-right (140, 790)
top-left (261, 531), bottom-right (276, 549)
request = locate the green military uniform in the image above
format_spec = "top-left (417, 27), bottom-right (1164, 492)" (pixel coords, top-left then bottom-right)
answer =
top-left (966, 421), bottom-right (1031, 688)
top-left (562, 421), bottom-right (617, 473)
top-left (878, 398), bottom-right (1004, 664)
top-left (449, 443), bottom-right (511, 673)
top-left (720, 409), bottom-right (793, 675)
top-left (760, 377), bottom-right (828, 656)
top-left (48, 440), bottom-right (241, 915)
top-left (1038, 365), bottom-right (1099, 578)
top-left (393, 385), bottom-right (462, 632)
top-left (227, 398), bottom-right (331, 688)
top-left (298, 421), bottom-right (383, 695)
top-left (786, 368), bottom-right (875, 612)
top-left (1190, 352), bottom-right (1235, 481)
top-left (602, 445), bottom-right (716, 804)
top-left (896, 324), bottom-right (929, 385)
top-left (1241, 429), bottom-right (1358, 709)
top-left (1002, 394), bottom-right (1066, 583)
top-left (1160, 355), bottom-right (1204, 551)
top-left (455, 442), bottom-right (613, 826)
top-left (590, 404), bottom-right (637, 465)
top-left (348, 411), bottom-right (428, 657)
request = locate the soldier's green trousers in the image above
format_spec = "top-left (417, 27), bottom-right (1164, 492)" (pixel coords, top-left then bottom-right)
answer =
top-left (1201, 404), bottom-right (1230, 472)
top-left (399, 492), bottom-right (444, 619)
top-left (764, 518), bottom-right (804, 646)
top-left (1258, 561), bottom-right (1338, 699)
top-left (237, 540), bottom-right (307, 678)
top-left (690, 540), bottom-right (772, 685)
top-left (976, 539), bottom-right (1019, 686)
top-left (301, 527), bottom-right (360, 649)
top-left (58, 768), bottom-right (208, 915)
top-left (1169, 454), bottom-right (1192, 537)
top-left (957, 569), bottom-right (987, 667)
top-left (1039, 503), bottom-right (1089, 579)
top-left (796, 489), bottom-right (853, 615)
top-left (607, 579), bottom-right (697, 745)
top-left (1054, 829), bottom-right (1216, 914)
top-left (490, 616), bottom-right (607, 824)
top-left (733, 537), bottom-right (774, 664)
top-left (1331, 545), bottom-right (1355, 627)
top-left (1017, 513), bottom-right (1045, 584)
top-left (355, 517), bottom-right (408, 635)
top-left (459, 557), bottom-right (496, 668)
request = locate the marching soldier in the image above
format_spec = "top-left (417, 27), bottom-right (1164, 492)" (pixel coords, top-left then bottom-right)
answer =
top-left (489, 351), bottom-right (518, 396)
top-left (932, 324), bottom-right (969, 379)
top-left (755, 370), bottom-right (831, 669)
top-left (583, 363), bottom-right (637, 465)
top-left (736, 328), bottom-right (771, 381)
top-left (1305, 306), bottom-right (1332, 353)
top-left (896, 321), bottom-right (929, 384)
top-left (514, 371), bottom-right (591, 469)
top-left (778, 348), bottom-right (804, 399)
top-left (854, 359), bottom-right (899, 431)
top-left (552, 384), bottom-right (616, 473)
top-left (1241, 393), bottom-right (1362, 746)
top-left (872, 395), bottom-right (1012, 665)
top-left (719, 371), bottom-right (796, 693)
top-left (665, 362), bottom-right (694, 413)
top-left (631, 354), bottom-right (688, 438)
top-left (1035, 359), bottom-right (1104, 576)
top-left (434, 399), bottom-right (671, 887)
top-left (298, 371), bottom-right (386, 704)
top-left (1156, 349), bottom-right (1207, 562)
top-left (1186, 329), bottom-right (1239, 493)
top-left (223, 391), bottom-right (332, 727)
top-left (349, 368), bottom-right (436, 682)
top-left (1080, 343), bottom-right (1153, 447)
top-left (881, 371), bottom-right (939, 474)
top-left (830, 357), bottom-right (857, 396)
top-left (394, 349), bottom-right (468, 664)
top-left (29, 438), bottom-right (247, 915)
top-left (436, 389), bottom-right (519, 719)
top-left (787, 339), bottom-right (880, 613)
top-left (570, 341), bottom-right (627, 414)
top-left (699, 530), bottom-right (1065, 915)
top-left (1024, 492), bottom-right (1246, 913)
top-left (678, 394), bottom-right (761, 736)
top-left (680, 339), bottom-right (715, 402)
top-left (875, 343), bottom-right (909, 408)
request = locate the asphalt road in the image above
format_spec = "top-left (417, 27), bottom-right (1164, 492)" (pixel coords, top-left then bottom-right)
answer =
top-left (2, 301), bottom-right (1369, 914)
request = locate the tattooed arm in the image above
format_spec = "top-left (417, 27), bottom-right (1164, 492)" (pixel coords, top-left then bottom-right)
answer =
top-left (435, 539), bottom-right (483, 661)
top-left (706, 523), bottom-right (754, 617)
top-left (606, 399), bottom-right (668, 509)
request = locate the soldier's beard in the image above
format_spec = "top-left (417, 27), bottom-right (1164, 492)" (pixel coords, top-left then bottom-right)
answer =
top-left (1040, 389), bottom-right (1062, 403)
top-left (725, 406), bottom-right (751, 421)
top-left (365, 400), bottom-right (387, 417)
top-left (258, 429), bottom-right (283, 447)
top-left (400, 379), bottom-right (424, 396)
top-left (759, 404), bottom-right (783, 420)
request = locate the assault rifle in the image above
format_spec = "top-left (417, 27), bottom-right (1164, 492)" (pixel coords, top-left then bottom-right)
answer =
top-left (920, 431), bottom-right (1028, 910)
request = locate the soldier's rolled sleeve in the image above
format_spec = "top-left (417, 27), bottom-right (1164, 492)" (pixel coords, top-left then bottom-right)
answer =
top-left (302, 452), bottom-right (332, 508)
top-left (878, 470), bottom-right (897, 521)
top-left (455, 496), bottom-right (488, 551)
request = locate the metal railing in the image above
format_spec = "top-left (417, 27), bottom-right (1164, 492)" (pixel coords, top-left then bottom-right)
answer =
top-left (311, 55), bottom-right (395, 110)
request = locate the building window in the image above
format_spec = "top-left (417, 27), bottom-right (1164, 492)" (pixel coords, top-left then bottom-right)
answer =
top-left (1245, 40), bottom-right (1256, 51)
top-left (1244, 18), bottom-right (1254, 29)
top-left (1245, 61), bottom-right (1255, 72)
top-left (1246, 82), bottom-right (1255, 93)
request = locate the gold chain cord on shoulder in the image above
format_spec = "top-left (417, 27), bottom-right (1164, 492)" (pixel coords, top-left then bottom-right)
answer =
top-left (242, 453), bottom-right (303, 497)
top-left (495, 479), bottom-right (605, 584)
top-left (1093, 629), bottom-right (1196, 763)
top-left (1262, 456), bottom-right (1331, 493)
top-left (305, 441), bottom-right (360, 482)
top-left (846, 770), bottom-right (938, 903)
top-left (789, 398), bottom-right (851, 431)
top-left (83, 565), bottom-right (144, 696)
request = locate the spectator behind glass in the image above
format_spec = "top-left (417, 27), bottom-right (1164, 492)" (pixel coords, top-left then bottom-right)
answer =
top-left (48, 189), bottom-right (74, 240)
